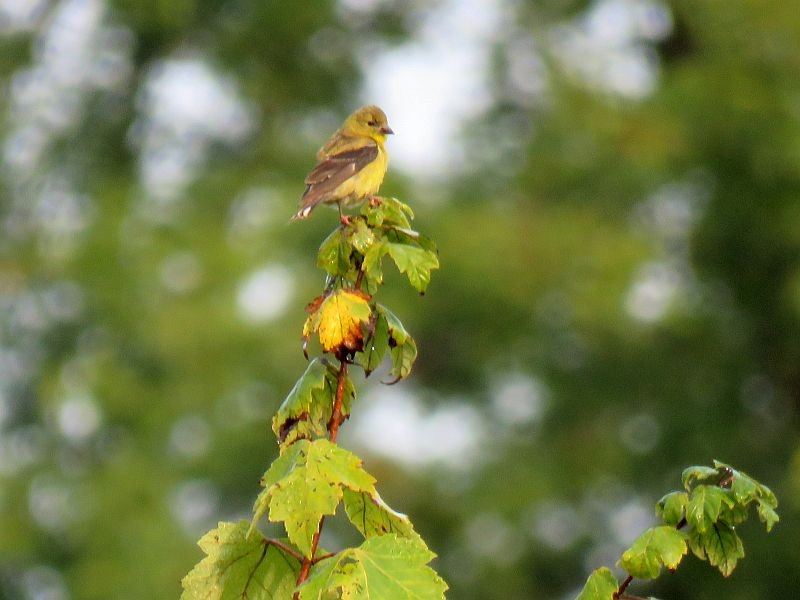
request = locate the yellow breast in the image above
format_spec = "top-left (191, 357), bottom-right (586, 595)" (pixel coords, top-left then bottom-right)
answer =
top-left (335, 144), bottom-right (388, 203)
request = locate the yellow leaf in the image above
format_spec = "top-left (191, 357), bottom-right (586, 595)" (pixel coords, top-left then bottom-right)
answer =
top-left (308, 290), bottom-right (371, 354)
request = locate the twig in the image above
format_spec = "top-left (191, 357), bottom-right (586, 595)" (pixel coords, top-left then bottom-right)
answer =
top-left (328, 361), bottom-right (348, 443)
top-left (614, 575), bottom-right (634, 599)
top-left (312, 551), bottom-right (337, 564)
top-left (293, 360), bottom-right (349, 597)
top-left (265, 538), bottom-right (303, 562)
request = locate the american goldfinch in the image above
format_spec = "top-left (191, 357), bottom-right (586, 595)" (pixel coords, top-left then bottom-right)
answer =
top-left (292, 105), bottom-right (393, 223)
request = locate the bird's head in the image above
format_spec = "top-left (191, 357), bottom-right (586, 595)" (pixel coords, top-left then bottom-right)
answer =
top-left (343, 105), bottom-right (394, 141)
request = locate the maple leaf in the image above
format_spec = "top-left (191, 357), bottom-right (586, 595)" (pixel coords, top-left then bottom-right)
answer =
top-left (304, 289), bottom-right (372, 355)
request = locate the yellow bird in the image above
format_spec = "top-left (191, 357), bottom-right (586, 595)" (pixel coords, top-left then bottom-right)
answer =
top-left (292, 105), bottom-right (393, 223)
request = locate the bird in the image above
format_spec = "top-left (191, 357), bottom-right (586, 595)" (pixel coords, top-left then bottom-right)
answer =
top-left (292, 105), bottom-right (393, 223)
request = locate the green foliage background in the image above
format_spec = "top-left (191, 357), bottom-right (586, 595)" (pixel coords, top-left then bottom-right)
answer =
top-left (0, 1), bottom-right (798, 598)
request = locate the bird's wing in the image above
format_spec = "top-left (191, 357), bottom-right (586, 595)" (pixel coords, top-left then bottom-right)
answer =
top-left (295, 143), bottom-right (379, 218)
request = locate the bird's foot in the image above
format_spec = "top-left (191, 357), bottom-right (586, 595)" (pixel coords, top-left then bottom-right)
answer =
top-left (368, 195), bottom-right (383, 207)
top-left (339, 214), bottom-right (352, 227)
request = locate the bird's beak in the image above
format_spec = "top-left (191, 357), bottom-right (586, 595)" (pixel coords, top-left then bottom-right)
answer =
top-left (379, 125), bottom-right (394, 135)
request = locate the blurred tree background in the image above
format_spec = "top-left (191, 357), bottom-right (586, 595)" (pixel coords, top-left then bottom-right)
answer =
top-left (0, 0), bottom-right (798, 598)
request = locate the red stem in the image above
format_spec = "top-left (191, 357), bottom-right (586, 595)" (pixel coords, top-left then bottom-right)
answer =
top-left (293, 257), bottom-right (362, 595)
top-left (266, 538), bottom-right (303, 562)
top-left (293, 360), bottom-right (349, 597)
top-left (614, 575), bottom-right (634, 599)
top-left (354, 268), bottom-right (365, 290)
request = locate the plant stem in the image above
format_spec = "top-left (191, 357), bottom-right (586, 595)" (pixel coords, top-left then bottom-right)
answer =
top-left (614, 575), bottom-right (634, 599)
top-left (312, 551), bottom-right (337, 564)
top-left (328, 361), bottom-right (348, 443)
top-left (293, 360), bottom-right (349, 597)
top-left (265, 538), bottom-right (303, 562)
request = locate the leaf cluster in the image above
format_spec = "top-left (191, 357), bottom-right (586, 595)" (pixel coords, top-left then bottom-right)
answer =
top-left (577, 461), bottom-right (779, 600)
top-left (317, 198), bottom-right (439, 295)
top-left (182, 199), bottom-right (446, 599)
top-left (305, 198), bottom-right (434, 376)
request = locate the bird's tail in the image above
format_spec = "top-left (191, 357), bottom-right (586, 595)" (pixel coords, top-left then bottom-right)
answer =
top-left (290, 205), bottom-right (314, 221)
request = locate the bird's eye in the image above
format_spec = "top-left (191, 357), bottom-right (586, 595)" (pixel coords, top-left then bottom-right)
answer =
top-left (367, 120), bottom-right (377, 126)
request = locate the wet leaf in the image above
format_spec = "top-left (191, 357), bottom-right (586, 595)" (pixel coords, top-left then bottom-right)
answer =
top-left (686, 485), bottom-right (735, 533)
top-left (711, 460), bottom-right (779, 531)
top-left (350, 218), bottom-right (376, 254)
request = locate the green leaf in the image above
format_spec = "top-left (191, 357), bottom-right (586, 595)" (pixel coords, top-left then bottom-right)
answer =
top-left (712, 460), bottom-right (759, 504)
top-left (342, 489), bottom-right (422, 542)
top-left (381, 197), bottom-right (415, 227)
top-left (357, 203), bottom-right (437, 294)
top-left (681, 465), bottom-right (719, 490)
top-left (362, 196), bottom-right (414, 228)
top-left (755, 481), bottom-right (778, 507)
top-left (656, 491), bottom-right (688, 526)
top-left (363, 198), bottom-right (385, 227)
top-left (730, 472), bottom-right (758, 503)
top-left (272, 358), bottom-right (333, 444)
top-left (619, 526), bottom-right (688, 580)
top-left (687, 521), bottom-right (744, 577)
top-left (385, 241), bottom-right (439, 293)
top-left (318, 229), bottom-right (351, 276)
top-left (575, 567), bottom-right (618, 600)
top-left (355, 311), bottom-right (389, 376)
top-left (379, 306), bottom-right (418, 381)
top-left (260, 440), bottom-right (307, 490)
top-left (350, 218), bottom-right (376, 254)
top-left (757, 498), bottom-right (779, 532)
top-left (710, 461), bottom-right (779, 531)
top-left (720, 501), bottom-right (750, 525)
top-left (390, 336), bottom-right (418, 382)
top-left (412, 232), bottom-right (437, 254)
top-left (299, 534), bottom-right (447, 600)
top-left (181, 521), bottom-right (300, 600)
top-left (381, 306), bottom-right (410, 344)
top-left (686, 485), bottom-right (735, 532)
top-left (251, 439), bottom-right (376, 557)
top-left (362, 238), bottom-right (388, 292)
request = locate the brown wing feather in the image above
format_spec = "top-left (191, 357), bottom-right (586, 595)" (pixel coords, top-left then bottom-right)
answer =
top-left (294, 144), bottom-right (379, 219)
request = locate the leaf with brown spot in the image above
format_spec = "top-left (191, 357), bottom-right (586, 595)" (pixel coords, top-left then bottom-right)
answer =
top-left (304, 289), bottom-right (372, 354)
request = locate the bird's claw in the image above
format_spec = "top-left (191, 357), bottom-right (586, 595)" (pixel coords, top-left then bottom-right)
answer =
top-left (339, 214), bottom-right (352, 226)
top-left (368, 195), bottom-right (383, 207)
